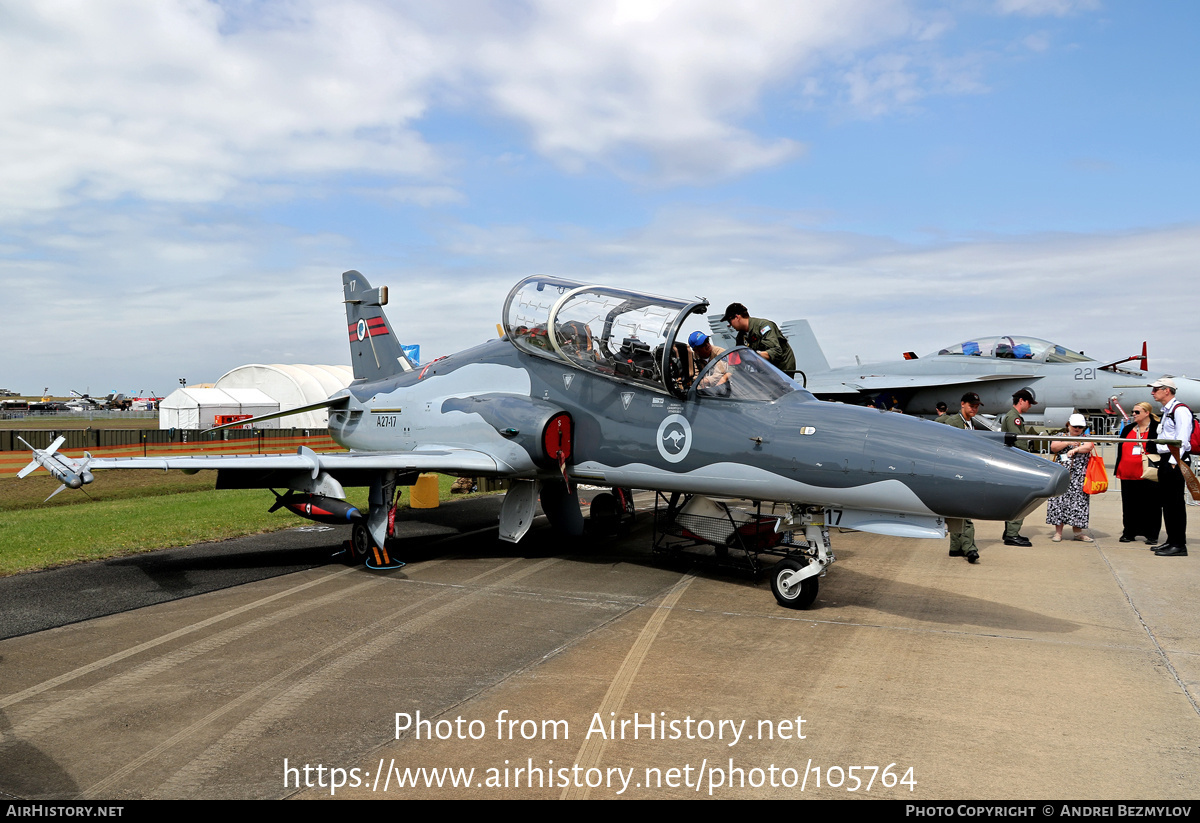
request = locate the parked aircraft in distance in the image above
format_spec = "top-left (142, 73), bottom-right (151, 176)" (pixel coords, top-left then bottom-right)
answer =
top-left (709, 320), bottom-right (1200, 428)
top-left (69, 390), bottom-right (132, 411)
top-left (20, 273), bottom-right (1069, 609)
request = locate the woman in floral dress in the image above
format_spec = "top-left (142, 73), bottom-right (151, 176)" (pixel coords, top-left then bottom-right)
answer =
top-left (1046, 413), bottom-right (1096, 542)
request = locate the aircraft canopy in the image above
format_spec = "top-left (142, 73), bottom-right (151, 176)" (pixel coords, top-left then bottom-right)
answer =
top-left (503, 276), bottom-right (708, 395)
top-left (934, 336), bottom-right (1092, 364)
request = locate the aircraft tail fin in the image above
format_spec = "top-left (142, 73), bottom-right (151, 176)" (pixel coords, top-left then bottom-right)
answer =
top-left (707, 316), bottom-right (832, 383)
top-left (779, 320), bottom-right (831, 377)
top-left (342, 270), bottom-right (415, 382)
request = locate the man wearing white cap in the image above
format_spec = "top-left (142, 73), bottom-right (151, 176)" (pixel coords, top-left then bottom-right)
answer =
top-left (1149, 377), bottom-right (1191, 556)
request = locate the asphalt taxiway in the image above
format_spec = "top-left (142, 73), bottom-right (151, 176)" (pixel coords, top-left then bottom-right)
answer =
top-left (1, 475), bottom-right (1198, 800)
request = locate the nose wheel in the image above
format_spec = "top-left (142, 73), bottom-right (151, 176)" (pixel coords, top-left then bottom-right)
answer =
top-left (770, 557), bottom-right (819, 609)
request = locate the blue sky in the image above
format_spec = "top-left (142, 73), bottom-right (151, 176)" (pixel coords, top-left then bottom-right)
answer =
top-left (2, 0), bottom-right (1197, 396)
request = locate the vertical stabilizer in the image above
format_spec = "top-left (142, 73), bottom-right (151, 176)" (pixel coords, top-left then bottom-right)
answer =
top-left (779, 320), bottom-right (831, 376)
top-left (342, 270), bottom-right (415, 381)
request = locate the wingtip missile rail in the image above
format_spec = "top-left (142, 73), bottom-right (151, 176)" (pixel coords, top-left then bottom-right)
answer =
top-left (17, 436), bottom-right (95, 501)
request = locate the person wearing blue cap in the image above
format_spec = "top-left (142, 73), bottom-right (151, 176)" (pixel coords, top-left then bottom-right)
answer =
top-left (688, 331), bottom-right (729, 392)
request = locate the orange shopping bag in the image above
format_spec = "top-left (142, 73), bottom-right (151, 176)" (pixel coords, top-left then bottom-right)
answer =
top-left (1083, 452), bottom-right (1108, 495)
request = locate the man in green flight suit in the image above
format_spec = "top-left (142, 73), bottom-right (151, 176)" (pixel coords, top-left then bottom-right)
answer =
top-left (721, 303), bottom-right (797, 376)
top-left (938, 391), bottom-right (983, 564)
top-left (1000, 388), bottom-right (1037, 546)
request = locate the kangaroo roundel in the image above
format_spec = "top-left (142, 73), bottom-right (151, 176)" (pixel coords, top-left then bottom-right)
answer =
top-left (657, 414), bottom-right (692, 463)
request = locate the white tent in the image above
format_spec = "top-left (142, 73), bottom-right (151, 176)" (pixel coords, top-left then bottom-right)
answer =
top-left (158, 387), bottom-right (279, 430)
top-left (214, 364), bottom-right (353, 428)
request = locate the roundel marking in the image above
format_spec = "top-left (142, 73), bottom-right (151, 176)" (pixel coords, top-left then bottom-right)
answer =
top-left (656, 414), bottom-right (692, 464)
top-left (356, 318), bottom-right (367, 342)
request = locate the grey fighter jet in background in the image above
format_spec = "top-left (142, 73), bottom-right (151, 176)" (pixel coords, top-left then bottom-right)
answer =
top-left (710, 319), bottom-right (1200, 428)
top-left (20, 273), bottom-right (1067, 609)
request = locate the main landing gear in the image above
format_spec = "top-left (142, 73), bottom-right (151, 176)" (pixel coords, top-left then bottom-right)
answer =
top-left (346, 473), bottom-right (406, 570)
top-left (347, 521), bottom-right (405, 570)
top-left (587, 487), bottom-right (636, 537)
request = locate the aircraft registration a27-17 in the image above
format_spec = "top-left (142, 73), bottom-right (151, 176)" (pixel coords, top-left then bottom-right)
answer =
top-left (20, 272), bottom-right (1069, 609)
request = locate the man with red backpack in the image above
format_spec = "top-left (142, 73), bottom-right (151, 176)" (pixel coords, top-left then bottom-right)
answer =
top-left (1150, 378), bottom-right (1193, 557)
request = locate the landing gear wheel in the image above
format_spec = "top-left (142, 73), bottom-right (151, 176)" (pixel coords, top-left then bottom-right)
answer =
top-left (346, 523), bottom-right (371, 566)
top-left (770, 558), bottom-right (819, 609)
top-left (589, 492), bottom-right (621, 536)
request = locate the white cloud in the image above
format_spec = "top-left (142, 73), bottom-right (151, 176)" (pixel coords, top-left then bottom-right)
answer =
top-left (1022, 30), bottom-right (1052, 52)
top-left (6, 199), bottom-right (1198, 393)
top-left (995, 0), bottom-right (1100, 17)
top-left (389, 211), bottom-right (1200, 380)
top-left (0, 1), bottom-right (445, 218)
top-left (0, 0), bottom-right (992, 212)
top-left (470, 0), bottom-right (922, 181)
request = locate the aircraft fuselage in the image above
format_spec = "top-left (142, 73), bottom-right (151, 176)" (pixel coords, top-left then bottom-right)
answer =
top-left (331, 340), bottom-right (1066, 526)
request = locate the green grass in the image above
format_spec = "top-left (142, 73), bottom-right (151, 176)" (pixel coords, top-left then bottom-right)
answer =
top-left (0, 472), bottom-right (477, 577)
top-left (0, 469), bottom-right (221, 512)
top-left (0, 489), bottom-right (301, 575)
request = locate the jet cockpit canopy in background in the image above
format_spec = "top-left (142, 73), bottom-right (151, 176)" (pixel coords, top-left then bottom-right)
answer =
top-left (934, 336), bottom-right (1092, 365)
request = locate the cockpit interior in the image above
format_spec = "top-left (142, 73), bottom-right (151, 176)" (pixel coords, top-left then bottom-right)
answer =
top-left (503, 276), bottom-right (806, 402)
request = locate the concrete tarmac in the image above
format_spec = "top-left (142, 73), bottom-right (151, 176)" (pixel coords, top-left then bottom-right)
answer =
top-left (1, 478), bottom-right (1198, 800)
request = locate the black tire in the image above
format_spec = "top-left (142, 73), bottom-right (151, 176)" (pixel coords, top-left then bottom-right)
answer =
top-left (770, 558), bottom-right (819, 609)
top-left (346, 523), bottom-right (371, 566)
top-left (589, 492), bottom-right (621, 536)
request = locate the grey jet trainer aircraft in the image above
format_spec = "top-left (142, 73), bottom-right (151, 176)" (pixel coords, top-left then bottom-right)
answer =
top-left (20, 272), bottom-right (1068, 609)
top-left (708, 319), bottom-right (1200, 428)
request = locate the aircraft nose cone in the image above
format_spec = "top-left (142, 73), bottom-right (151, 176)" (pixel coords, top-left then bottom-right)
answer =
top-left (865, 413), bottom-right (1068, 521)
top-left (971, 444), bottom-right (1069, 521)
top-left (1043, 462), bottom-right (1070, 497)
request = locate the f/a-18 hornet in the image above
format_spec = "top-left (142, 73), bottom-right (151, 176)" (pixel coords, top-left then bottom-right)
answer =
top-left (20, 272), bottom-right (1068, 608)
top-left (707, 319), bottom-right (1200, 428)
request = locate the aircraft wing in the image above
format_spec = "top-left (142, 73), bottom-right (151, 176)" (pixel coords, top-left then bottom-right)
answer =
top-left (805, 372), bottom-right (1039, 395)
top-left (80, 448), bottom-right (502, 476)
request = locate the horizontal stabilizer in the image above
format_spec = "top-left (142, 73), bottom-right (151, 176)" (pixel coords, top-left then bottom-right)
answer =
top-left (206, 396), bottom-right (349, 433)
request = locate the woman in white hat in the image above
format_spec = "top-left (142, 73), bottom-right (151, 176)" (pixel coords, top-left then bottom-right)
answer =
top-left (1046, 413), bottom-right (1096, 542)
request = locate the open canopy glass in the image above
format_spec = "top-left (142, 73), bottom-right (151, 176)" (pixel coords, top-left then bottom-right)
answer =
top-left (503, 276), bottom-right (709, 396)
